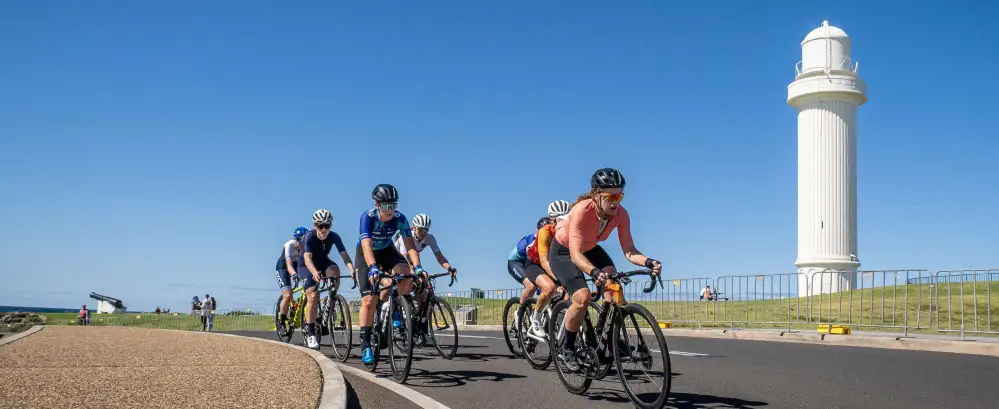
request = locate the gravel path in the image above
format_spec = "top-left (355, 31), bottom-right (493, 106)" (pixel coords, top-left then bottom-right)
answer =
top-left (0, 326), bottom-right (321, 409)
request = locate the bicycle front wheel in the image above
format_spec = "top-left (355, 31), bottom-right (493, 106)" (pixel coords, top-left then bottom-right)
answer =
top-left (387, 295), bottom-right (415, 383)
top-left (613, 303), bottom-right (672, 409)
top-left (428, 297), bottom-right (458, 359)
top-left (502, 297), bottom-right (525, 357)
top-left (274, 295), bottom-right (292, 343)
top-left (328, 294), bottom-right (352, 362)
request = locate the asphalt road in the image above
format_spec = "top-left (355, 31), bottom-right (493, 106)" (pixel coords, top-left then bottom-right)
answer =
top-left (233, 330), bottom-right (999, 409)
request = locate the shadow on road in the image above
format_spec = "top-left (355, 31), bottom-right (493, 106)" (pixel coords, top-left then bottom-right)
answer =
top-left (454, 351), bottom-right (518, 363)
top-left (404, 367), bottom-right (527, 388)
top-left (667, 392), bottom-right (769, 408)
top-left (342, 376), bottom-right (363, 409)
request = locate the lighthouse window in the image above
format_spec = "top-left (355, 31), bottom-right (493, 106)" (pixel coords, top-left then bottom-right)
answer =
top-left (821, 221), bottom-right (824, 229)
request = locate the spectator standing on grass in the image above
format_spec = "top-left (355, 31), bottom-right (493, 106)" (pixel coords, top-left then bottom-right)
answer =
top-left (78, 304), bottom-right (89, 326)
top-left (201, 294), bottom-right (214, 331)
top-left (209, 295), bottom-right (217, 330)
top-left (191, 296), bottom-right (201, 315)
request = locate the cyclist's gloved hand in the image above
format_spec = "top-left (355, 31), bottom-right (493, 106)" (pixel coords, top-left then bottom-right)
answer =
top-left (414, 264), bottom-right (428, 279)
top-left (590, 267), bottom-right (607, 286)
top-left (367, 264), bottom-right (381, 284)
top-left (447, 266), bottom-right (457, 276)
top-left (645, 258), bottom-right (662, 275)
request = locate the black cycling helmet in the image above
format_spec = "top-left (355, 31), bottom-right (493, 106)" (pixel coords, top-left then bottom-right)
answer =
top-left (536, 216), bottom-right (551, 230)
top-left (590, 167), bottom-right (626, 189)
top-left (372, 183), bottom-right (399, 203)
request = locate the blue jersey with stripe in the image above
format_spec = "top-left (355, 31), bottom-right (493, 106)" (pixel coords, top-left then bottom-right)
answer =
top-left (358, 208), bottom-right (412, 251)
top-left (508, 233), bottom-right (536, 261)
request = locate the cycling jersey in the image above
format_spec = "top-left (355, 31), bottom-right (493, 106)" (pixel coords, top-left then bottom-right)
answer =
top-left (526, 222), bottom-right (557, 265)
top-left (276, 239), bottom-right (301, 268)
top-left (392, 230), bottom-right (441, 255)
top-left (554, 198), bottom-right (634, 252)
top-left (299, 229), bottom-right (346, 263)
top-left (358, 208), bottom-right (412, 251)
top-left (508, 233), bottom-right (536, 261)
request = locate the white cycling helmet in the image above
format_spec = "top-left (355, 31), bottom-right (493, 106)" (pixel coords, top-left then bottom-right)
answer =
top-left (547, 200), bottom-right (570, 218)
top-left (412, 213), bottom-right (431, 229)
top-left (313, 209), bottom-right (333, 224)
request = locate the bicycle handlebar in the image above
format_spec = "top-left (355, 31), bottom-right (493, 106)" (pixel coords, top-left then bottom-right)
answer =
top-left (427, 272), bottom-right (456, 287)
top-left (586, 269), bottom-right (663, 302)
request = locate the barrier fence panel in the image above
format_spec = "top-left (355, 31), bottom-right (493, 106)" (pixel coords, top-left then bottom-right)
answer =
top-left (21, 266), bottom-right (997, 339)
top-left (934, 269), bottom-right (998, 336)
top-left (623, 277), bottom-right (714, 327)
top-left (713, 273), bottom-right (805, 328)
top-left (810, 270), bottom-right (933, 335)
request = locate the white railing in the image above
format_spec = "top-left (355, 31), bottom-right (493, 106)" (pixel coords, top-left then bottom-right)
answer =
top-left (795, 57), bottom-right (859, 76)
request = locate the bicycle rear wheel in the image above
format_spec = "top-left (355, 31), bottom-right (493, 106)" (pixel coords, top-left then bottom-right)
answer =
top-left (328, 294), bottom-right (352, 362)
top-left (613, 303), bottom-right (672, 409)
top-left (519, 298), bottom-right (552, 370)
top-left (428, 297), bottom-right (458, 359)
top-left (502, 297), bottom-right (525, 357)
top-left (387, 295), bottom-right (415, 383)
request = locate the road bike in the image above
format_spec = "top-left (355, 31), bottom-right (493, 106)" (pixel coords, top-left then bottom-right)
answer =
top-left (274, 274), bottom-right (355, 361)
top-left (409, 271), bottom-right (459, 359)
top-left (363, 271), bottom-right (419, 383)
top-left (517, 281), bottom-right (602, 370)
top-left (549, 269), bottom-right (671, 409)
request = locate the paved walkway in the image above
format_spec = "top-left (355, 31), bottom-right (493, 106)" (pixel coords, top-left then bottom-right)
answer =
top-left (0, 326), bottom-right (321, 409)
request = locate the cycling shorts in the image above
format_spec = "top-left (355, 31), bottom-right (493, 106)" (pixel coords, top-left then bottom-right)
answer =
top-left (507, 259), bottom-right (527, 284)
top-left (296, 258), bottom-right (338, 291)
top-left (354, 244), bottom-right (408, 297)
top-left (524, 261), bottom-right (547, 285)
top-left (548, 239), bottom-right (614, 296)
top-left (275, 261), bottom-right (297, 291)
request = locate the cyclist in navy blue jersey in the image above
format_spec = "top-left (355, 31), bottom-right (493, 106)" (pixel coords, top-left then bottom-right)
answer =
top-left (353, 183), bottom-right (425, 364)
top-left (297, 209), bottom-right (353, 350)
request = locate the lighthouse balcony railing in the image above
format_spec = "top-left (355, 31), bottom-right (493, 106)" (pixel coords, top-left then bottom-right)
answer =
top-left (795, 57), bottom-right (859, 76)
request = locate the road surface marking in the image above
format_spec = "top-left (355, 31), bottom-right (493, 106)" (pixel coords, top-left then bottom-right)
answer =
top-left (336, 363), bottom-right (452, 409)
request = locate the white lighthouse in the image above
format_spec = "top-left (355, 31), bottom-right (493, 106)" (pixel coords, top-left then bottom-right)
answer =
top-left (788, 20), bottom-right (867, 296)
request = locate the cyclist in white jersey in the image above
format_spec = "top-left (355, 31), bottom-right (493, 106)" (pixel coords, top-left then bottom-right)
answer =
top-left (392, 213), bottom-right (457, 343)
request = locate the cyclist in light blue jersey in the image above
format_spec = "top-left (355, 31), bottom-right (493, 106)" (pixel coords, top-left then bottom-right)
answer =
top-left (353, 184), bottom-right (425, 364)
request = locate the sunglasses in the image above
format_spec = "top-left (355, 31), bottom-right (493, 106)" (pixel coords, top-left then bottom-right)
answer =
top-left (378, 202), bottom-right (398, 212)
top-left (316, 223), bottom-right (331, 230)
top-left (600, 193), bottom-right (625, 203)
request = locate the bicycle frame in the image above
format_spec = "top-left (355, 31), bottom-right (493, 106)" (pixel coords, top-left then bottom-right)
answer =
top-left (585, 270), bottom-right (662, 365)
top-left (289, 274), bottom-right (357, 329)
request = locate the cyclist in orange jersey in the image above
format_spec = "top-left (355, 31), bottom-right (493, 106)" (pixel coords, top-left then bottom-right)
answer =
top-left (548, 168), bottom-right (662, 372)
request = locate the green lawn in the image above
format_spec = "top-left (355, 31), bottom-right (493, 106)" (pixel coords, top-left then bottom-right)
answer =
top-left (40, 312), bottom-right (273, 331)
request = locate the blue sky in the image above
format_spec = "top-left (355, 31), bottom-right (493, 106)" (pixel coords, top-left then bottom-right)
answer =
top-left (2, 1), bottom-right (997, 311)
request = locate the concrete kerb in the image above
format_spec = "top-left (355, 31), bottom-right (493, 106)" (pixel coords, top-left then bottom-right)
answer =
top-left (190, 331), bottom-right (348, 409)
top-left (450, 324), bottom-right (999, 357)
top-left (0, 325), bottom-right (43, 346)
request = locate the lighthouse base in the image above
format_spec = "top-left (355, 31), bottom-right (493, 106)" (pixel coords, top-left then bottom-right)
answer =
top-left (797, 265), bottom-right (858, 297)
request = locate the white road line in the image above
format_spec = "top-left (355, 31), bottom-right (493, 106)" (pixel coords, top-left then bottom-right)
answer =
top-left (457, 334), bottom-right (711, 357)
top-left (336, 363), bottom-right (452, 409)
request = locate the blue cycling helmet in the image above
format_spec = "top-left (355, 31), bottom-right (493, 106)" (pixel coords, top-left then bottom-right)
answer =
top-left (293, 226), bottom-right (308, 239)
